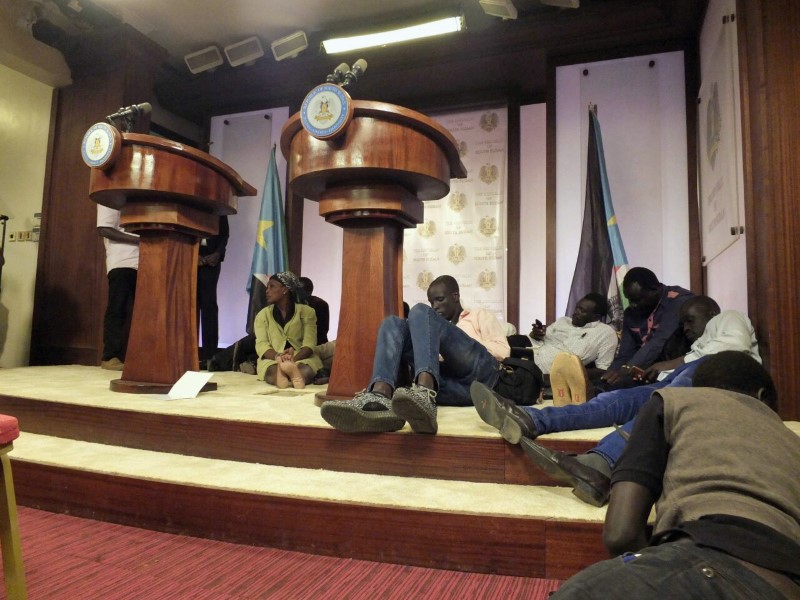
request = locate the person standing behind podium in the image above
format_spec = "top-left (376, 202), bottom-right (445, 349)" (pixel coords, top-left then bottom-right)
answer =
top-left (97, 205), bottom-right (139, 371)
top-left (197, 215), bottom-right (229, 365)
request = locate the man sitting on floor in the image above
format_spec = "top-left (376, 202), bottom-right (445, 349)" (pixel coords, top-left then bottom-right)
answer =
top-left (320, 275), bottom-right (509, 435)
top-left (551, 353), bottom-right (800, 600)
top-left (471, 296), bottom-right (760, 505)
top-left (513, 292), bottom-right (618, 378)
top-left (600, 267), bottom-right (693, 389)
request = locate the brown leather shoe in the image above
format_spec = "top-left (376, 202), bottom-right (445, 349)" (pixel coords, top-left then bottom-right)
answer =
top-left (520, 438), bottom-right (610, 506)
top-left (470, 381), bottom-right (538, 444)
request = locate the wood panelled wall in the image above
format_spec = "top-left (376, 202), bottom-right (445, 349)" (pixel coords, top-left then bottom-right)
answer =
top-left (30, 27), bottom-right (165, 366)
top-left (738, 0), bottom-right (800, 420)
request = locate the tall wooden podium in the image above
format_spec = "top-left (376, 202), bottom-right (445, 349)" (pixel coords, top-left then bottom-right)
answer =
top-left (281, 101), bottom-right (466, 400)
top-left (87, 131), bottom-right (257, 393)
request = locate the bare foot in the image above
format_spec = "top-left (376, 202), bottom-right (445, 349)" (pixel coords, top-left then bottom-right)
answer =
top-left (280, 361), bottom-right (305, 389)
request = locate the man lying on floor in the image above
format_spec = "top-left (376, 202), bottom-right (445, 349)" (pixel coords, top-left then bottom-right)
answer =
top-left (471, 296), bottom-right (760, 505)
top-left (551, 353), bottom-right (800, 600)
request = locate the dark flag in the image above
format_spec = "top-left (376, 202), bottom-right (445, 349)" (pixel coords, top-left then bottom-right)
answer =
top-left (246, 145), bottom-right (288, 335)
top-left (566, 106), bottom-right (629, 330)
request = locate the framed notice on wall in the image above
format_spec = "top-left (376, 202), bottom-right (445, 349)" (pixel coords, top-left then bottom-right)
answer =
top-left (698, 17), bottom-right (741, 265)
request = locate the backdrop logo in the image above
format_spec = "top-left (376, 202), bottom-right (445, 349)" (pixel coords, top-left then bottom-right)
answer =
top-left (478, 270), bottom-right (497, 290)
top-left (479, 163), bottom-right (498, 184)
top-left (416, 270), bottom-right (433, 291)
top-left (480, 112), bottom-right (499, 132)
top-left (447, 191), bottom-right (466, 212)
top-left (478, 216), bottom-right (497, 237)
top-left (447, 244), bottom-right (466, 265)
top-left (457, 140), bottom-right (468, 157)
top-left (417, 221), bottom-right (437, 238)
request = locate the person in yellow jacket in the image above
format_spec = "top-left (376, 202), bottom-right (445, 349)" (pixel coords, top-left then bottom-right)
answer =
top-left (254, 271), bottom-right (322, 388)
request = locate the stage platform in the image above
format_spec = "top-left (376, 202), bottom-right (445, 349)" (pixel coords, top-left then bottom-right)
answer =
top-left (1, 366), bottom-right (796, 580)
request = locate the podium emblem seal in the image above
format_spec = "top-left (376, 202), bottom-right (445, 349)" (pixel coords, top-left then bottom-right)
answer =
top-left (300, 84), bottom-right (353, 140)
top-left (81, 122), bottom-right (122, 170)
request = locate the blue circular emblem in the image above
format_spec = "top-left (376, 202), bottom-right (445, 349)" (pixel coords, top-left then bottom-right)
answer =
top-left (300, 84), bottom-right (353, 140)
top-left (81, 122), bottom-right (121, 169)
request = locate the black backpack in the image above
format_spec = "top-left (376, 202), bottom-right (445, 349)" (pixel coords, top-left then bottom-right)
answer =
top-left (494, 357), bottom-right (544, 406)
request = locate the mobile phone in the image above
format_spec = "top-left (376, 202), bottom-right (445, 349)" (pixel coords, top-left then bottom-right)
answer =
top-left (624, 365), bottom-right (645, 380)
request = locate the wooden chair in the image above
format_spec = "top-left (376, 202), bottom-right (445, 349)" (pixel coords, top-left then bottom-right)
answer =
top-left (0, 414), bottom-right (25, 599)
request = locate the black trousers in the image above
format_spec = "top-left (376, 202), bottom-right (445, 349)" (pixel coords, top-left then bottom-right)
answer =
top-left (103, 267), bottom-right (137, 361)
top-left (197, 263), bottom-right (222, 360)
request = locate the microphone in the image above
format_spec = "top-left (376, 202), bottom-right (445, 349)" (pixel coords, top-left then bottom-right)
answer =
top-left (326, 62), bottom-right (350, 85)
top-left (342, 59), bottom-right (367, 89)
top-left (106, 102), bottom-right (152, 123)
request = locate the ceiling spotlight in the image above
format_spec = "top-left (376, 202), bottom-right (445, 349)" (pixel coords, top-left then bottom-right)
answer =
top-left (479, 0), bottom-right (517, 20)
top-left (540, 0), bottom-right (580, 7)
top-left (184, 46), bottom-right (224, 74)
top-left (322, 15), bottom-right (463, 54)
top-left (224, 36), bottom-right (264, 67)
top-left (271, 30), bottom-right (309, 61)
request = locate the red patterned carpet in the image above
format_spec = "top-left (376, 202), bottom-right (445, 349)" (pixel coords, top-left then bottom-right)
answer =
top-left (8, 507), bottom-right (562, 599)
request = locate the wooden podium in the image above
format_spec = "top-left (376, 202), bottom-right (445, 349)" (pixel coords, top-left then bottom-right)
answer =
top-left (281, 101), bottom-right (466, 400)
top-left (88, 132), bottom-right (257, 393)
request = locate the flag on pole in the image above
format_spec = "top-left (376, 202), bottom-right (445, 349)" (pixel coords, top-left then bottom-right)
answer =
top-left (246, 145), bottom-right (288, 334)
top-left (566, 105), bottom-right (629, 330)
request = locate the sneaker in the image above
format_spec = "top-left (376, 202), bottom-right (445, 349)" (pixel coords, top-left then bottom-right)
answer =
top-left (100, 357), bottom-right (124, 371)
top-left (550, 352), bottom-right (592, 406)
top-left (391, 385), bottom-right (438, 434)
top-left (320, 390), bottom-right (405, 433)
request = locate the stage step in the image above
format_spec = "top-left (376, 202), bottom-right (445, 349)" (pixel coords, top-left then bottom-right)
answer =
top-left (11, 432), bottom-right (606, 579)
top-left (0, 366), bottom-right (609, 487)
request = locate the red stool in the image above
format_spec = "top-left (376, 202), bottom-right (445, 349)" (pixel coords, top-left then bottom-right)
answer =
top-left (0, 415), bottom-right (25, 599)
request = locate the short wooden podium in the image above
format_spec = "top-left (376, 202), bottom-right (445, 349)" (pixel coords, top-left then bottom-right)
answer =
top-left (281, 101), bottom-right (466, 401)
top-left (89, 134), bottom-right (256, 393)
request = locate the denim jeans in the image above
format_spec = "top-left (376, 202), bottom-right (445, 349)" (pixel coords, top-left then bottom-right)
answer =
top-left (552, 540), bottom-right (789, 600)
top-left (370, 303), bottom-right (500, 406)
top-left (522, 360), bottom-right (704, 466)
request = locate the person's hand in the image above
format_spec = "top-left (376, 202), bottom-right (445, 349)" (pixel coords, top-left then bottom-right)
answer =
top-left (280, 348), bottom-right (296, 362)
top-left (198, 255), bottom-right (207, 267)
top-left (601, 368), bottom-right (625, 385)
top-left (643, 362), bottom-right (668, 383)
top-left (529, 320), bottom-right (546, 340)
top-left (204, 252), bottom-right (221, 267)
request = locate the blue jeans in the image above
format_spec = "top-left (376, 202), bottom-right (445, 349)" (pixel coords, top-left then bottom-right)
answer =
top-left (370, 304), bottom-right (500, 406)
top-left (552, 541), bottom-right (789, 599)
top-left (522, 360), bottom-right (703, 466)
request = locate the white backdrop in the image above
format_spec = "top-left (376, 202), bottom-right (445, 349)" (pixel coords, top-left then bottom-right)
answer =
top-left (403, 107), bottom-right (508, 321)
top-left (208, 107), bottom-right (289, 347)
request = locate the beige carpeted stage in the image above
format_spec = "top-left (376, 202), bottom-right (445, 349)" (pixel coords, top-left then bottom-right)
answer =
top-left (0, 365), bottom-right (611, 520)
top-left (0, 364), bottom-right (617, 438)
top-left (2, 365), bottom-right (798, 579)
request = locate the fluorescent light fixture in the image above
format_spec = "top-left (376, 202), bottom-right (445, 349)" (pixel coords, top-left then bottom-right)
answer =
top-left (322, 15), bottom-right (463, 54)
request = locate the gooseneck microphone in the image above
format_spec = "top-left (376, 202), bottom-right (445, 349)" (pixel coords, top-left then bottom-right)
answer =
top-left (326, 63), bottom-right (350, 85)
top-left (341, 59), bottom-right (367, 89)
top-left (105, 103), bottom-right (153, 130)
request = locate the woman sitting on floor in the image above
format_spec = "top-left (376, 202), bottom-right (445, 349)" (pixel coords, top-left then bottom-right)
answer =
top-left (254, 271), bottom-right (322, 389)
